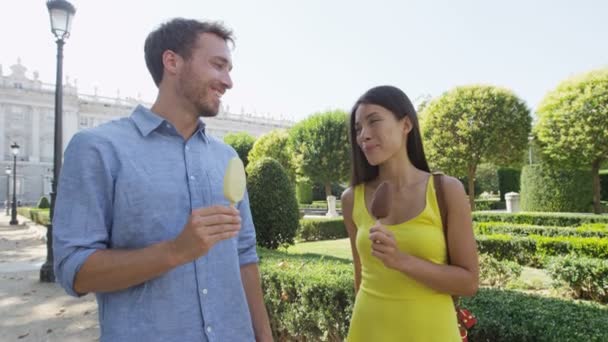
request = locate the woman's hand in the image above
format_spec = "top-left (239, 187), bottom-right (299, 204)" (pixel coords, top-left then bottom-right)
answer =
top-left (369, 225), bottom-right (408, 272)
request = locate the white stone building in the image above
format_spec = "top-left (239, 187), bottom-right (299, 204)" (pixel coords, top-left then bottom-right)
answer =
top-left (0, 60), bottom-right (293, 206)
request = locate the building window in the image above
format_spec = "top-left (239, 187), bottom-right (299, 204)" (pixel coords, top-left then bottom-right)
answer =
top-left (15, 177), bottom-right (24, 196)
top-left (79, 116), bottom-right (93, 128)
top-left (43, 175), bottom-right (52, 196)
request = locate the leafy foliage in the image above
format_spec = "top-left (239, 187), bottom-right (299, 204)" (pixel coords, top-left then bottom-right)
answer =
top-left (290, 110), bottom-right (350, 197)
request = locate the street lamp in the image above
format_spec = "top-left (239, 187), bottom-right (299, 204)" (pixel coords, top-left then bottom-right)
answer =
top-left (4, 167), bottom-right (10, 216)
top-left (9, 143), bottom-right (19, 225)
top-left (42, 0), bottom-right (76, 283)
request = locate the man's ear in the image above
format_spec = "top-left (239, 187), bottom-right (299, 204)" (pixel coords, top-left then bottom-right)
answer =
top-left (161, 50), bottom-right (182, 78)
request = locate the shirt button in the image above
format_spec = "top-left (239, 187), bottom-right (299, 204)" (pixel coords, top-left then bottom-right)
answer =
top-left (190, 175), bottom-right (195, 180)
top-left (185, 146), bottom-right (190, 151)
top-left (207, 326), bottom-right (212, 333)
top-left (202, 288), bottom-right (208, 295)
top-left (166, 123), bottom-right (171, 128)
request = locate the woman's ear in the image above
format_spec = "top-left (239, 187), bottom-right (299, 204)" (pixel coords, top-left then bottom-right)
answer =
top-left (402, 116), bottom-right (413, 135)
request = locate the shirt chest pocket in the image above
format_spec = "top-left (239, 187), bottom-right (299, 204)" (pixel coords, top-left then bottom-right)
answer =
top-left (207, 167), bottom-right (231, 207)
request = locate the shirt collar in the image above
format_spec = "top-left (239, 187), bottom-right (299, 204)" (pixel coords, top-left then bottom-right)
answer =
top-left (131, 105), bottom-right (165, 137)
top-left (131, 105), bottom-right (208, 142)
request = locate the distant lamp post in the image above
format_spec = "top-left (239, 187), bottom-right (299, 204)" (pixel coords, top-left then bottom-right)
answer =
top-left (5, 167), bottom-right (11, 216)
top-left (9, 143), bottom-right (20, 225)
top-left (528, 135), bottom-right (534, 165)
top-left (42, 0), bottom-right (76, 283)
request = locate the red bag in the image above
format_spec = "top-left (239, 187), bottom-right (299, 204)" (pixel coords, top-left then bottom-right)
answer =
top-left (433, 173), bottom-right (477, 341)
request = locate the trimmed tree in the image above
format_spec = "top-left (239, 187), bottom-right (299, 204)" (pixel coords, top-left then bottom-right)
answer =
top-left (247, 129), bottom-right (296, 184)
top-left (535, 68), bottom-right (608, 214)
top-left (247, 158), bottom-right (300, 249)
top-left (421, 85), bottom-right (532, 209)
top-left (224, 132), bottom-right (256, 168)
top-left (289, 110), bottom-right (350, 198)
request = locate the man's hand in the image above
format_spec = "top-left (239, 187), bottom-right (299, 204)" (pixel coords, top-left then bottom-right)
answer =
top-left (170, 205), bottom-right (241, 265)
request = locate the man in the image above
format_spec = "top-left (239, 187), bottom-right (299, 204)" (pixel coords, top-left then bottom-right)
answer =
top-left (53, 18), bottom-right (272, 341)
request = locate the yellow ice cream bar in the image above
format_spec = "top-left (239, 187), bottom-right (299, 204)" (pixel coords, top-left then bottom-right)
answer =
top-left (223, 157), bottom-right (246, 205)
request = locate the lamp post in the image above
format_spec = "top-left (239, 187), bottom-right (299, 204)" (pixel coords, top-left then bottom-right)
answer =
top-left (41, 0), bottom-right (76, 283)
top-left (528, 136), bottom-right (534, 165)
top-left (4, 167), bottom-right (10, 216)
top-left (9, 143), bottom-right (20, 225)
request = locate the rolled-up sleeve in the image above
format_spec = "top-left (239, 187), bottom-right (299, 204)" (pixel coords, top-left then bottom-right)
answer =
top-left (53, 131), bottom-right (115, 297)
top-left (236, 188), bottom-right (259, 266)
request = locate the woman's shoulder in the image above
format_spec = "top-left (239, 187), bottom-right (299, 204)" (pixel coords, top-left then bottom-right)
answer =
top-left (433, 173), bottom-right (467, 204)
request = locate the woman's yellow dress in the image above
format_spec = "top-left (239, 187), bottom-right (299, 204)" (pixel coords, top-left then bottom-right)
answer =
top-left (347, 178), bottom-right (460, 341)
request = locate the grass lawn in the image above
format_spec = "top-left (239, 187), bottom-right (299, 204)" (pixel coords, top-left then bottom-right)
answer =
top-left (281, 238), bottom-right (352, 260)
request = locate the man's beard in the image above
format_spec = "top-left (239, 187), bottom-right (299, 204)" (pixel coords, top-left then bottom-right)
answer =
top-left (179, 71), bottom-right (219, 118)
top-left (196, 101), bottom-right (218, 118)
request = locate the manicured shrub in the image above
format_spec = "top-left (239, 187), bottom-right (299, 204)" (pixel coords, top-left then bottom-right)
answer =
top-left (520, 164), bottom-right (593, 212)
top-left (298, 218), bottom-right (347, 241)
top-left (548, 255), bottom-right (608, 303)
top-left (248, 158), bottom-right (300, 249)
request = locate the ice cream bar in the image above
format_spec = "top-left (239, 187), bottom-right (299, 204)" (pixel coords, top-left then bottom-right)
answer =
top-left (371, 182), bottom-right (391, 219)
top-left (223, 157), bottom-right (246, 205)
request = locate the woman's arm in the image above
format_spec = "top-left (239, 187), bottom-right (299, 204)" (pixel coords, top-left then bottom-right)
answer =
top-left (342, 187), bottom-right (362, 294)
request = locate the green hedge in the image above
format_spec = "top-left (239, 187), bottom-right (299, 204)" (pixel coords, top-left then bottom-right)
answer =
top-left (476, 234), bottom-right (608, 266)
top-left (548, 255), bottom-right (608, 304)
top-left (30, 209), bottom-right (50, 225)
top-left (472, 211), bottom-right (608, 227)
top-left (521, 164), bottom-right (593, 212)
top-left (14, 207), bottom-right (50, 225)
top-left (462, 289), bottom-right (608, 342)
top-left (474, 199), bottom-right (506, 211)
top-left (497, 168), bottom-right (521, 201)
top-left (479, 253), bottom-right (522, 287)
top-left (475, 222), bottom-right (608, 238)
top-left (258, 248), bottom-right (608, 341)
top-left (259, 248), bottom-right (354, 341)
top-left (298, 218), bottom-right (347, 241)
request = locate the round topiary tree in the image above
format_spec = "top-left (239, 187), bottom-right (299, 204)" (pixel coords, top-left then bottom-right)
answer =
top-left (535, 68), bottom-right (608, 214)
top-left (421, 85), bottom-right (532, 210)
top-left (224, 132), bottom-right (256, 168)
top-left (37, 196), bottom-right (50, 209)
top-left (520, 164), bottom-right (593, 213)
top-left (247, 157), bottom-right (300, 249)
top-left (247, 129), bottom-right (296, 184)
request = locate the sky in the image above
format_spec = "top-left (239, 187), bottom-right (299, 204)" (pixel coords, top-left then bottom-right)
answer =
top-left (2, 0), bottom-right (607, 122)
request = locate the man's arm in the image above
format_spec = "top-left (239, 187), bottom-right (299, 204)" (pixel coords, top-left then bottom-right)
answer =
top-left (73, 206), bottom-right (241, 294)
top-left (235, 190), bottom-right (272, 341)
top-left (241, 263), bottom-right (273, 342)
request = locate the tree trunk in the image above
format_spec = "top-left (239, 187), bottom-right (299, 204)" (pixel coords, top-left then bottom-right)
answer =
top-left (592, 159), bottom-right (602, 214)
top-left (325, 182), bottom-right (332, 198)
top-left (468, 165), bottom-right (476, 211)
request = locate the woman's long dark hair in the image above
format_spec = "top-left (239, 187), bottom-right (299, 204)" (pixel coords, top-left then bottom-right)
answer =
top-left (349, 85), bottom-right (430, 186)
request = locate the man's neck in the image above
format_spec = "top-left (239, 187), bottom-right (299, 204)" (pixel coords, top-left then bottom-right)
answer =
top-left (150, 92), bottom-right (199, 139)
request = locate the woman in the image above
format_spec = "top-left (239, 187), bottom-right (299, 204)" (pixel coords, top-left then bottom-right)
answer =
top-left (342, 85), bottom-right (479, 341)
